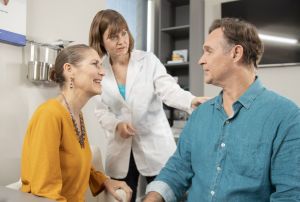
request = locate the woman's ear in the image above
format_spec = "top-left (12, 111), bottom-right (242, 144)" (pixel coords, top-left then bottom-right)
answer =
top-left (62, 63), bottom-right (75, 81)
top-left (63, 63), bottom-right (72, 72)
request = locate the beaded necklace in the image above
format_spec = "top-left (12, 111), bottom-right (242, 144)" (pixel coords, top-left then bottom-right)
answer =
top-left (61, 94), bottom-right (85, 148)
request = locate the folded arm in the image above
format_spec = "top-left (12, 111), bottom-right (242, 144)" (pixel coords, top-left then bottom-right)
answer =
top-left (270, 110), bottom-right (300, 200)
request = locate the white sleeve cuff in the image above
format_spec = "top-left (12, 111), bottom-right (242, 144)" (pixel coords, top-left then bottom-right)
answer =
top-left (146, 181), bottom-right (176, 202)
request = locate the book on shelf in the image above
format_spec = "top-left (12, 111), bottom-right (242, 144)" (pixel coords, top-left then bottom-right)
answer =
top-left (167, 49), bottom-right (188, 64)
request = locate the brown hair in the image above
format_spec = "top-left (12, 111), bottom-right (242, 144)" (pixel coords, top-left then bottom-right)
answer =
top-left (89, 9), bottom-right (134, 57)
top-left (209, 18), bottom-right (264, 67)
top-left (49, 44), bottom-right (93, 87)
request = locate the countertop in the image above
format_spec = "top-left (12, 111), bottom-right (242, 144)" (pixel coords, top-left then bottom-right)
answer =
top-left (0, 186), bottom-right (55, 202)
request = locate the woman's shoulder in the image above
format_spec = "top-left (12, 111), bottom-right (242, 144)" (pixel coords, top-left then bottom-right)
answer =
top-left (131, 49), bottom-right (157, 61)
top-left (33, 99), bottom-right (65, 119)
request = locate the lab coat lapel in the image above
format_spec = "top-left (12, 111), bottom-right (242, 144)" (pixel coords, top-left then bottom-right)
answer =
top-left (126, 51), bottom-right (144, 99)
top-left (104, 57), bottom-right (128, 106)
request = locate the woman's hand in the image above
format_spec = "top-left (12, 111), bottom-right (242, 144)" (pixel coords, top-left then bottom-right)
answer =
top-left (104, 178), bottom-right (132, 202)
top-left (116, 122), bottom-right (136, 138)
top-left (191, 96), bottom-right (211, 108)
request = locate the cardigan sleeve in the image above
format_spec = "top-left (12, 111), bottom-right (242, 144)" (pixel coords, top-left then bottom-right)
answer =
top-left (89, 166), bottom-right (109, 196)
top-left (21, 108), bottom-right (67, 202)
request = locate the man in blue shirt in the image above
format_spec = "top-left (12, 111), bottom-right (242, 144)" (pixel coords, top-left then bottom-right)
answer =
top-left (143, 18), bottom-right (300, 202)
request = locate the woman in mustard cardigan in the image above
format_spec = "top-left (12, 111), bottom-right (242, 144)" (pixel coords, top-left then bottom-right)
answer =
top-left (21, 44), bottom-right (132, 202)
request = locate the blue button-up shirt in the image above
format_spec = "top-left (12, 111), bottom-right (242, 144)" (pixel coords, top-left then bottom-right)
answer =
top-left (147, 78), bottom-right (300, 201)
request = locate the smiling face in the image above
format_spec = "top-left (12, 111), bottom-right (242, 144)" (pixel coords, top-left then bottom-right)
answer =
top-left (198, 28), bottom-right (235, 86)
top-left (102, 27), bottom-right (130, 57)
top-left (72, 49), bottom-right (105, 96)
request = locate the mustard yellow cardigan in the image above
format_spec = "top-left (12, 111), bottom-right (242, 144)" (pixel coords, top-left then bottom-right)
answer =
top-left (21, 99), bottom-right (107, 202)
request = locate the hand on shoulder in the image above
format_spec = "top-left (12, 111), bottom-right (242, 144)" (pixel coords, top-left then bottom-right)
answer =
top-left (191, 96), bottom-right (211, 108)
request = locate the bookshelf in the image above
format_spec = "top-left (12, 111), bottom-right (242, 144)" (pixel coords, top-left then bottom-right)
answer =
top-left (157, 0), bottom-right (205, 128)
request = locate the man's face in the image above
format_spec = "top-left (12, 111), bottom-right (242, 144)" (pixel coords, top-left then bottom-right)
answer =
top-left (198, 28), bottom-right (234, 86)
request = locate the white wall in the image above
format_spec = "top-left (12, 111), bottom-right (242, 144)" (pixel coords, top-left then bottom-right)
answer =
top-left (204, 0), bottom-right (300, 106)
top-left (0, 0), bottom-right (106, 185)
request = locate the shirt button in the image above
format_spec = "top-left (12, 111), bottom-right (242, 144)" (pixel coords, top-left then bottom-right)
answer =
top-left (210, 190), bottom-right (215, 196)
top-left (217, 166), bottom-right (222, 171)
top-left (221, 143), bottom-right (226, 148)
top-left (225, 120), bottom-right (230, 124)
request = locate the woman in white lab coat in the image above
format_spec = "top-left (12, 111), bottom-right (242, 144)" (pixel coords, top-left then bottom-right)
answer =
top-left (89, 9), bottom-right (207, 201)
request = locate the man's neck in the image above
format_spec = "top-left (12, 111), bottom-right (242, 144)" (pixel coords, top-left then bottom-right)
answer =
top-left (222, 71), bottom-right (256, 117)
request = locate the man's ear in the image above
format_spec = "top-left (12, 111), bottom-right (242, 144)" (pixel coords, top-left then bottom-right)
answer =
top-left (232, 45), bottom-right (243, 62)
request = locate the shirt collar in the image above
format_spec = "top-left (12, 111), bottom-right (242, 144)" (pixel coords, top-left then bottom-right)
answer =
top-left (238, 77), bottom-right (265, 109)
top-left (211, 76), bottom-right (266, 110)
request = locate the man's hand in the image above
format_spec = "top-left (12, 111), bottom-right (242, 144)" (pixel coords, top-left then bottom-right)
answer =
top-left (104, 178), bottom-right (132, 202)
top-left (116, 122), bottom-right (136, 138)
top-left (191, 96), bottom-right (211, 108)
top-left (143, 191), bottom-right (164, 202)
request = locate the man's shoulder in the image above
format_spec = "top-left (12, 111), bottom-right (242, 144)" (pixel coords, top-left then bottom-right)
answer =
top-left (197, 96), bottom-right (218, 108)
top-left (191, 96), bottom-right (218, 116)
top-left (256, 89), bottom-right (300, 123)
top-left (262, 89), bottom-right (299, 111)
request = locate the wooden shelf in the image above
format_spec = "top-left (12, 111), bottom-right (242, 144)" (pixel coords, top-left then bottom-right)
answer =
top-left (157, 0), bottom-right (204, 100)
top-left (158, 0), bottom-right (193, 95)
top-left (161, 25), bottom-right (189, 38)
top-left (165, 62), bottom-right (189, 68)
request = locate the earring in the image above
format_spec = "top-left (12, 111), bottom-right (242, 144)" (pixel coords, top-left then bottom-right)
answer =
top-left (70, 77), bottom-right (74, 89)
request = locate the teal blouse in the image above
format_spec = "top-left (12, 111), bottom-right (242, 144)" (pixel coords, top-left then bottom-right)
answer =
top-left (117, 83), bottom-right (126, 100)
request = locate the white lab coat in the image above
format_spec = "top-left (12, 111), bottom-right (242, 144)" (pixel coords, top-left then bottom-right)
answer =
top-left (95, 50), bottom-right (194, 178)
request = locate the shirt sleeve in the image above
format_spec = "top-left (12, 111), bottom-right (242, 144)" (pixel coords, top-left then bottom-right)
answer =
top-left (270, 109), bottom-right (300, 200)
top-left (146, 181), bottom-right (176, 202)
top-left (21, 109), bottom-right (67, 202)
top-left (151, 53), bottom-right (195, 114)
top-left (89, 166), bottom-right (109, 196)
top-left (150, 111), bottom-right (196, 201)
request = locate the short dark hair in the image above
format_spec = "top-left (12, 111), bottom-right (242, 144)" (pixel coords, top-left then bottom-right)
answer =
top-left (89, 9), bottom-right (134, 57)
top-left (209, 18), bottom-right (264, 67)
top-left (49, 44), bottom-right (93, 87)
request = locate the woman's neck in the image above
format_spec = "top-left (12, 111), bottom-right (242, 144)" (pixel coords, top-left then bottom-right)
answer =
top-left (109, 52), bottom-right (130, 66)
top-left (59, 89), bottom-right (89, 116)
